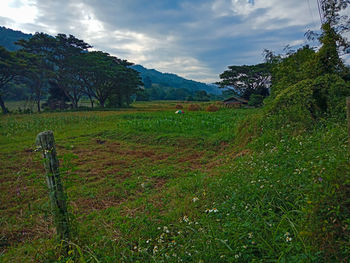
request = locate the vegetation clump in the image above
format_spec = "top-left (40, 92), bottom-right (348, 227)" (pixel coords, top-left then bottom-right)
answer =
top-left (206, 104), bottom-right (219, 112)
top-left (188, 104), bottom-right (201, 111)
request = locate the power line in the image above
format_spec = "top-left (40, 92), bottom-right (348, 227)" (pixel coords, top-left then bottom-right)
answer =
top-left (306, 0), bottom-right (318, 28)
top-left (316, 0), bottom-right (324, 24)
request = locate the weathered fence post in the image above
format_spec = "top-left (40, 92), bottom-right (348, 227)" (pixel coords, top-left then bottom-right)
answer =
top-left (347, 97), bottom-right (350, 151)
top-left (36, 131), bottom-right (70, 244)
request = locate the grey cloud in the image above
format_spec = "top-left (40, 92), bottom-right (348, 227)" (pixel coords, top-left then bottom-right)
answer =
top-left (1, 0), bottom-right (330, 82)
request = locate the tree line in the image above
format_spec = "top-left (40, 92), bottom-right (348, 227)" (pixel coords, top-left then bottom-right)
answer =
top-left (0, 33), bottom-right (142, 113)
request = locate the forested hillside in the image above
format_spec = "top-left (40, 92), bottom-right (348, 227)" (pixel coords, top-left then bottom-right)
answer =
top-left (0, 27), bottom-right (31, 51)
top-left (131, 64), bottom-right (221, 95)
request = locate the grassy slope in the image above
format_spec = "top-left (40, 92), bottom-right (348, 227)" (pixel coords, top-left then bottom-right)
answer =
top-left (0, 102), bottom-right (349, 262)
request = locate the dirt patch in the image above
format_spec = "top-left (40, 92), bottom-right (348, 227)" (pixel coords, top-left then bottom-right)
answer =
top-left (232, 149), bottom-right (252, 159)
top-left (72, 196), bottom-right (124, 212)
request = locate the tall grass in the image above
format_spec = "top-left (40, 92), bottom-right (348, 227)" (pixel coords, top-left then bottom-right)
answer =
top-left (0, 103), bottom-right (349, 262)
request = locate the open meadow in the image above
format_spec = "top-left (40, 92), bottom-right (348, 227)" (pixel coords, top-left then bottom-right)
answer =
top-left (0, 101), bottom-right (349, 262)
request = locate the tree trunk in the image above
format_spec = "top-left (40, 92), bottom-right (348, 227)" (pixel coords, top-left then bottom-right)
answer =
top-left (99, 99), bottom-right (105, 108)
top-left (117, 95), bottom-right (122, 107)
top-left (0, 95), bottom-right (9, 114)
top-left (88, 94), bottom-right (94, 108)
top-left (37, 98), bottom-right (41, 113)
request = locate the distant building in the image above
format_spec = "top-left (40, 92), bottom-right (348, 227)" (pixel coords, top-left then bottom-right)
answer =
top-left (223, 96), bottom-right (248, 108)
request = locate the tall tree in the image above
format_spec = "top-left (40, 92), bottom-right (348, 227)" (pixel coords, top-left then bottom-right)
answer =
top-left (0, 47), bottom-right (27, 113)
top-left (216, 63), bottom-right (271, 100)
top-left (16, 33), bottom-right (56, 112)
top-left (52, 34), bottom-right (92, 108)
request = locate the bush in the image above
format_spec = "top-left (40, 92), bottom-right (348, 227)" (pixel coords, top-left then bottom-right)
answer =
top-left (248, 94), bottom-right (264, 107)
top-left (267, 74), bottom-right (350, 122)
top-left (206, 104), bottom-right (219, 112)
top-left (175, 104), bottom-right (183, 109)
top-left (188, 104), bottom-right (201, 111)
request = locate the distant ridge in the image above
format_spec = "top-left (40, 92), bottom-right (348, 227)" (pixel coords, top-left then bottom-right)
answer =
top-left (0, 26), bottom-right (32, 51)
top-left (131, 64), bottom-right (221, 95)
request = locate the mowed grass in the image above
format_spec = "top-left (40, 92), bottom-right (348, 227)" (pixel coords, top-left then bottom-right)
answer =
top-left (0, 101), bottom-right (349, 262)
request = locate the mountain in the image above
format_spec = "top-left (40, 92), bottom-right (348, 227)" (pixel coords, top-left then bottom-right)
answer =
top-left (0, 27), bottom-right (221, 95)
top-left (131, 65), bottom-right (221, 95)
top-left (0, 26), bottom-right (32, 51)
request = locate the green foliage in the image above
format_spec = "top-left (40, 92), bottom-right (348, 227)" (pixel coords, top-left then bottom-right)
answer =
top-left (217, 63), bottom-right (270, 100)
top-left (266, 23), bottom-right (350, 122)
top-left (248, 94), bottom-right (264, 107)
top-left (269, 46), bottom-right (316, 97)
top-left (315, 23), bottom-right (347, 76)
top-left (0, 46), bottom-right (31, 113)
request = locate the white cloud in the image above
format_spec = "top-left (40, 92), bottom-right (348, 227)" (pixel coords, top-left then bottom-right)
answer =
top-left (212, 0), bottom-right (321, 30)
top-left (148, 56), bottom-right (217, 83)
top-left (0, 0), bottom-right (38, 32)
top-left (0, 0), bottom-right (336, 83)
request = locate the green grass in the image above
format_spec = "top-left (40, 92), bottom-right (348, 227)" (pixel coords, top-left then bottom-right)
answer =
top-left (0, 102), bottom-right (349, 262)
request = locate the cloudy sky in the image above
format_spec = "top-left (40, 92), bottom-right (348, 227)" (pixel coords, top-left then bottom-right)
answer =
top-left (0, 0), bottom-right (329, 83)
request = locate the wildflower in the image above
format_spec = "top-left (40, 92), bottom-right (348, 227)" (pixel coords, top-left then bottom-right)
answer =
top-left (163, 226), bottom-right (170, 233)
top-left (286, 236), bottom-right (292, 242)
top-left (183, 215), bottom-right (189, 222)
top-left (153, 245), bottom-right (158, 254)
top-left (248, 232), bottom-right (253, 239)
top-left (235, 254), bottom-right (240, 259)
top-left (192, 197), bottom-right (199, 202)
top-left (146, 239), bottom-right (151, 243)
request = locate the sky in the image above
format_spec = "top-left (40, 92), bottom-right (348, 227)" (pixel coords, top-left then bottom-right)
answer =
top-left (0, 0), bottom-right (341, 83)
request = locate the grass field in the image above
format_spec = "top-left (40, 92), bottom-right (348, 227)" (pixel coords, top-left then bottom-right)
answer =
top-left (0, 101), bottom-right (349, 262)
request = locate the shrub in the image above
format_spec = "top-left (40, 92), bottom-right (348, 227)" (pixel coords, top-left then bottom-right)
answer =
top-left (248, 94), bottom-right (264, 107)
top-left (188, 104), bottom-right (201, 111)
top-left (206, 104), bottom-right (219, 112)
top-left (267, 74), bottom-right (350, 122)
top-left (175, 104), bottom-right (183, 109)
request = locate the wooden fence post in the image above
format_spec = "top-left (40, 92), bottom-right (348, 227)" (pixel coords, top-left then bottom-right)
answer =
top-left (347, 97), bottom-right (350, 151)
top-left (36, 131), bottom-right (70, 244)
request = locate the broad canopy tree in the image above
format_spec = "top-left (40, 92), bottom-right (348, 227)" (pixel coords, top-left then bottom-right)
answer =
top-left (216, 63), bottom-right (271, 100)
top-left (0, 46), bottom-right (29, 113)
top-left (7, 32), bottom-right (142, 111)
top-left (51, 34), bottom-right (92, 109)
top-left (16, 33), bottom-right (56, 112)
